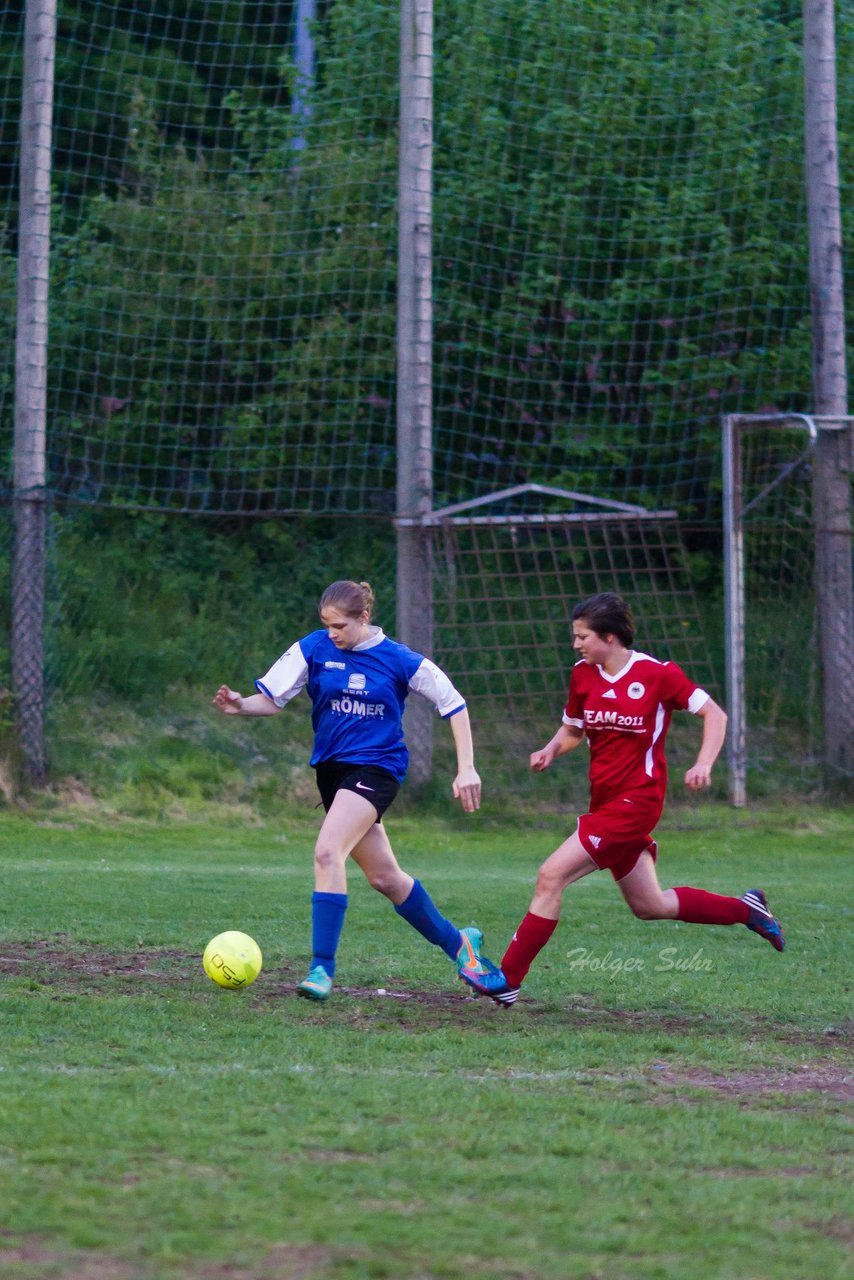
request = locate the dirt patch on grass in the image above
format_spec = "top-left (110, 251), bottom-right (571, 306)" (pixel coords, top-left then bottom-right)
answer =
top-left (2, 938), bottom-right (852, 1045)
top-left (562, 999), bottom-right (854, 1047)
top-left (647, 1062), bottom-right (854, 1100)
top-left (253, 973), bottom-right (481, 1010)
top-left (0, 937), bottom-right (481, 1013)
top-left (804, 1217), bottom-right (854, 1246)
top-left (189, 1244), bottom-right (333, 1279)
top-left (0, 937), bottom-right (190, 985)
top-left (0, 1239), bottom-right (333, 1280)
top-left (701, 1164), bottom-right (819, 1178)
top-left (0, 1239), bottom-right (135, 1280)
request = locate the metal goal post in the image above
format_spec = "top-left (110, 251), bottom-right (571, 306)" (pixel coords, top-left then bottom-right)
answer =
top-left (722, 412), bottom-right (854, 806)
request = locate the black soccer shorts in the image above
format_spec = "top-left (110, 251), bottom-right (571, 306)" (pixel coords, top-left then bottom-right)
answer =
top-left (313, 760), bottom-right (401, 821)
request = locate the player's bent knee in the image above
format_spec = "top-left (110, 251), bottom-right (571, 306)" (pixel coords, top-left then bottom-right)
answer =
top-left (535, 865), bottom-right (565, 897)
top-left (628, 898), bottom-right (665, 920)
top-left (313, 843), bottom-right (345, 876)
top-left (366, 871), bottom-right (401, 898)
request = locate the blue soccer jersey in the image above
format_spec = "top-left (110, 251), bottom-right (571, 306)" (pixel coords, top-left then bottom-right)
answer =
top-left (255, 628), bottom-right (466, 783)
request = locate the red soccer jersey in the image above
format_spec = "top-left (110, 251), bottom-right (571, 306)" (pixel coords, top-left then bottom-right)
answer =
top-left (563, 651), bottom-right (709, 808)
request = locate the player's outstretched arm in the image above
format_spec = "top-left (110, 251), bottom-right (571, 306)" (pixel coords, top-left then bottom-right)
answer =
top-left (212, 685), bottom-right (280, 716)
top-left (530, 724), bottom-right (584, 772)
top-left (684, 698), bottom-right (727, 789)
top-left (448, 708), bottom-right (481, 813)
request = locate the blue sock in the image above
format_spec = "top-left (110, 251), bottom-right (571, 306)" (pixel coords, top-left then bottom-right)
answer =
top-left (394, 879), bottom-right (461, 960)
top-left (311, 892), bottom-right (348, 977)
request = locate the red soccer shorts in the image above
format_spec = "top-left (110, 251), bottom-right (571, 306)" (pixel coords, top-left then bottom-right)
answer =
top-left (577, 791), bottom-right (662, 881)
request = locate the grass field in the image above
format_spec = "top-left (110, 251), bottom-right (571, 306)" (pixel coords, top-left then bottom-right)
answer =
top-left (0, 803), bottom-right (851, 1280)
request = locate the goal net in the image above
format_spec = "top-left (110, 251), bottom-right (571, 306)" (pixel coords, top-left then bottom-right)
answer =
top-left (724, 414), bottom-right (854, 801)
top-left (431, 492), bottom-right (719, 801)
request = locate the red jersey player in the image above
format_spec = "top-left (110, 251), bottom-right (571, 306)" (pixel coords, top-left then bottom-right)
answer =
top-left (460, 592), bottom-right (785, 1006)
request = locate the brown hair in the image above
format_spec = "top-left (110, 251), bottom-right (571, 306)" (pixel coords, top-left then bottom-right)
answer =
top-left (571, 592), bottom-right (635, 647)
top-left (318, 580), bottom-right (375, 619)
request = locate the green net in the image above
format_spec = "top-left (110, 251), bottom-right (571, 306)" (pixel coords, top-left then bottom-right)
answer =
top-left (1, 1), bottom-right (852, 798)
top-left (432, 1), bottom-right (824, 518)
top-left (736, 423), bottom-right (854, 795)
top-left (2, 1), bottom-right (847, 517)
top-left (432, 508), bottom-right (721, 802)
top-left (3, 1), bottom-right (400, 513)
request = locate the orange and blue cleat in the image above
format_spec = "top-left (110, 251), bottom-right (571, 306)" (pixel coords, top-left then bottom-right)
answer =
top-left (455, 926), bottom-right (486, 976)
top-left (297, 965), bottom-right (333, 1000)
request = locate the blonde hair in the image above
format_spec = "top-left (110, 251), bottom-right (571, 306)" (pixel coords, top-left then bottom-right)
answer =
top-left (318, 579), bottom-right (375, 619)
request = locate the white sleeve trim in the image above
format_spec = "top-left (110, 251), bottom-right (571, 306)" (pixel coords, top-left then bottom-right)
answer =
top-left (563, 714), bottom-right (584, 728)
top-left (688, 688), bottom-right (711, 714)
top-left (409, 658), bottom-right (467, 718)
top-left (255, 644), bottom-right (309, 708)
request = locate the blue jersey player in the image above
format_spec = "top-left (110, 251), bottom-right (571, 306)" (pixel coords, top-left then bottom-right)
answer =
top-left (213, 579), bottom-right (492, 1001)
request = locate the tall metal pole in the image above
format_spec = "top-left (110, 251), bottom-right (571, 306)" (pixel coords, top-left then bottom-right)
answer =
top-left (803, 0), bottom-right (854, 787)
top-left (291, 0), bottom-right (316, 154)
top-left (12, 0), bottom-right (56, 782)
top-left (722, 417), bottom-right (747, 807)
top-left (396, 0), bottom-right (434, 787)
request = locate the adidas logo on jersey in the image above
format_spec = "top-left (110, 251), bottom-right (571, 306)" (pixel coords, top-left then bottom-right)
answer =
top-left (588, 834), bottom-right (602, 848)
top-left (602, 689), bottom-right (617, 699)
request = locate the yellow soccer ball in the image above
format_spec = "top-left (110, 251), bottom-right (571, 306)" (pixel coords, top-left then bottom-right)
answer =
top-left (203, 931), bottom-right (263, 990)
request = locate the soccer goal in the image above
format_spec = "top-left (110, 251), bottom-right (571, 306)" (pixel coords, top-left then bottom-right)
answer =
top-left (722, 413), bottom-right (854, 805)
top-left (421, 484), bottom-right (718, 789)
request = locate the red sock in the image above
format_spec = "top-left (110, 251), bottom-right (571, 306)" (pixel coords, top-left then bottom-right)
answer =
top-left (673, 886), bottom-right (749, 926)
top-left (501, 912), bottom-right (558, 988)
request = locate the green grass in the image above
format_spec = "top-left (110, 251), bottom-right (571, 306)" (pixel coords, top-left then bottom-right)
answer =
top-left (0, 806), bottom-right (851, 1279)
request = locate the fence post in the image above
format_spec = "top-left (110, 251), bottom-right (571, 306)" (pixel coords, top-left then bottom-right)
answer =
top-left (12, 0), bottom-right (56, 783)
top-left (722, 417), bottom-right (747, 807)
top-left (396, 0), bottom-right (434, 787)
top-left (803, 0), bottom-right (854, 787)
top-left (291, 0), bottom-right (316, 153)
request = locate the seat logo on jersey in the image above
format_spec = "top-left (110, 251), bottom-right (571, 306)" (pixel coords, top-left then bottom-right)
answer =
top-left (627, 682), bottom-right (645, 699)
top-left (347, 673), bottom-right (367, 691)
